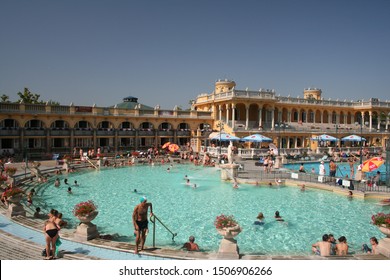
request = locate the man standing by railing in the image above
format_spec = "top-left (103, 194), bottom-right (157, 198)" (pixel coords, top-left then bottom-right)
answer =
top-left (132, 196), bottom-right (153, 254)
top-left (329, 160), bottom-right (337, 178)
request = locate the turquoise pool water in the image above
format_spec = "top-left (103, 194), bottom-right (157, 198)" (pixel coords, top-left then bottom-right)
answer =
top-left (37, 165), bottom-right (386, 255)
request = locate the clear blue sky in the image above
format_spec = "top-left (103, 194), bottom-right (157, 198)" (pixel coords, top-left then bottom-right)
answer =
top-left (1, 0), bottom-right (389, 109)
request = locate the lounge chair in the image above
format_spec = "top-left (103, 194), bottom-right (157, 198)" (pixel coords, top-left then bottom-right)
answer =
top-left (320, 155), bottom-right (328, 161)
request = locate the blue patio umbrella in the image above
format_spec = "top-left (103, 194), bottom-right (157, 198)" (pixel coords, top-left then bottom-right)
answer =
top-left (210, 132), bottom-right (240, 141)
top-left (311, 134), bottom-right (338, 141)
top-left (241, 134), bottom-right (272, 142)
top-left (341, 135), bottom-right (366, 141)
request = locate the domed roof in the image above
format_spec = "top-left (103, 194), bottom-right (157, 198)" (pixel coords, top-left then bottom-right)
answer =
top-left (112, 96), bottom-right (154, 110)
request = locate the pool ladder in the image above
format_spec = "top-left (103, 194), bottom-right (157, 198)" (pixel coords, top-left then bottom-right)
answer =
top-left (150, 214), bottom-right (177, 248)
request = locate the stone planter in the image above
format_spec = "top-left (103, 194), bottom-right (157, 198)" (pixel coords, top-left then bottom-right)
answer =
top-left (6, 194), bottom-right (26, 217)
top-left (7, 194), bottom-right (23, 205)
top-left (216, 225), bottom-right (242, 240)
top-left (73, 211), bottom-right (99, 241)
top-left (377, 226), bottom-right (390, 258)
top-left (220, 164), bottom-right (240, 181)
top-left (76, 211), bottom-right (98, 223)
top-left (216, 225), bottom-right (242, 259)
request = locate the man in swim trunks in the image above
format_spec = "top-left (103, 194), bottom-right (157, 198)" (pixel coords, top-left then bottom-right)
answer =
top-left (132, 196), bottom-right (153, 254)
top-left (312, 234), bottom-right (331, 256)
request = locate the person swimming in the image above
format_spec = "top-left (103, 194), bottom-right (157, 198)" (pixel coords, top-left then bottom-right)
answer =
top-left (274, 211), bottom-right (284, 221)
top-left (254, 212), bottom-right (265, 225)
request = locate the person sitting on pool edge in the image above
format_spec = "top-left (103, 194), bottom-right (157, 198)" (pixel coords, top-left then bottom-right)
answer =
top-left (182, 235), bottom-right (199, 251)
top-left (362, 237), bottom-right (379, 254)
top-left (312, 234), bottom-right (331, 256)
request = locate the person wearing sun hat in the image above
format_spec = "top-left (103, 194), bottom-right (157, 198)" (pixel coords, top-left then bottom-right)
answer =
top-left (319, 161), bottom-right (326, 176)
top-left (132, 196), bottom-right (153, 254)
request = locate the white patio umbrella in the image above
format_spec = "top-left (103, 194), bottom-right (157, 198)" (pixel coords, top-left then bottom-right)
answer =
top-left (341, 135), bottom-right (366, 142)
top-left (241, 134), bottom-right (272, 142)
top-left (210, 132), bottom-right (240, 141)
top-left (311, 134), bottom-right (338, 141)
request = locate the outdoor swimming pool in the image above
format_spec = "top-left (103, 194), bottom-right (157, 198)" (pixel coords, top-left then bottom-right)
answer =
top-left (37, 164), bottom-right (386, 255)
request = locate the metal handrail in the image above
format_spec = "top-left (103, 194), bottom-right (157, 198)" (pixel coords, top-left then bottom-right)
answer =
top-left (150, 214), bottom-right (177, 248)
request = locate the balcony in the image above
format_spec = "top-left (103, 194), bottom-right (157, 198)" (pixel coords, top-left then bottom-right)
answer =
top-left (118, 129), bottom-right (136, 136)
top-left (177, 130), bottom-right (191, 136)
top-left (96, 129), bottom-right (115, 136)
top-left (0, 128), bottom-right (20, 136)
top-left (74, 129), bottom-right (93, 136)
top-left (158, 130), bottom-right (174, 136)
top-left (138, 130), bottom-right (155, 136)
top-left (24, 128), bottom-right (45, 136)
top-left (50, 129), bottom-right (71, 136)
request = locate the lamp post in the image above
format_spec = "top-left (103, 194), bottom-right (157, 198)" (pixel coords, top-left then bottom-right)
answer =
top-left (23, 144), bottom-right (28, 178)
top-left (274, 122), bottom-right (288, 168)
top-left (216, 121), bottom-right (224, 157)
top-left (274, 123), bottom-right (288, 153)
top-left (355, 120), bottom-right (368, 165)
top-left (334, 124), bottom-right (339, 151)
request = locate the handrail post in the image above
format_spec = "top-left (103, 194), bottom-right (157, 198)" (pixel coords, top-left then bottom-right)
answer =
top-left (152, 216), bottom-right (156, 248)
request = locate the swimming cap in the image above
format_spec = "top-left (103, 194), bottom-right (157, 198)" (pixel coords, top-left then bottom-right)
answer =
top-left (140, 196), bottom-right (147, 203)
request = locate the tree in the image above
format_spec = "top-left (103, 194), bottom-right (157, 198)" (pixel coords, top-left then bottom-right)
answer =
top-left (46, 100), bottom-right (60, 106)
top-left (17, 88), bottom-right (44, 104)
top-left (0, 94), bottom-right (10, 103)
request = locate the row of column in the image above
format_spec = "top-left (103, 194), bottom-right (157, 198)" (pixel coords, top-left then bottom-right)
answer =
top-left (216, 104), bottom-right (390, 131)
top-left (17, 129), bottom-right (189, 154)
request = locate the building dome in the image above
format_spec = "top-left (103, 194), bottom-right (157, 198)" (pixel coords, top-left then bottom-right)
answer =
top-left (112, 96), bottom-right (153, 110)
top-left (215, 79), bottom-right (236, 93)
top-left (303, 88), bottom-right (322, 100)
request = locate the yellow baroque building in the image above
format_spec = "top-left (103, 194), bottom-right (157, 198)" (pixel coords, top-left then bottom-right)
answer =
top-left (194, 79), bottom-right (390, 150)
top-left (0, 96), bottom-right (213, 159)
top-left (0, 80), bottom-right (389, 159)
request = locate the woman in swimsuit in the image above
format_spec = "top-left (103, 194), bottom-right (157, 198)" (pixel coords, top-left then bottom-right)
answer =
top-left (335, 236), bottom-right (348, 256)
top-left (43, 209), bottom-right (59, 259)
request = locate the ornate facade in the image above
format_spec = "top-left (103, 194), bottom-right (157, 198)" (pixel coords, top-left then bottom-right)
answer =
top-left (0, 97), bottom-right (213, 158)
top-left (1, 80), bottom-right (389, 158)
top-left (195, 79), bottom-right (390, 150)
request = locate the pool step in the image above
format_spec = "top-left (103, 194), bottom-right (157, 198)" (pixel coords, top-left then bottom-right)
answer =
top-left (0, 229), bottom-right (101, 260)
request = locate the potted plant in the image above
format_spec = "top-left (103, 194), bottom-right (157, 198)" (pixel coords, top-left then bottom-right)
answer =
top-left (5, 166), bottom-right (17, 176)
top-left (0, 175), bottom-right (8, 185)
top-left (371, 212), bottom-right (390, 237)
top-left (31, 161), bottom-right (41, 168)
top-left (63, 155), bottom-right (72, 163)
top-left (214, 214), bottom-right (241, 239)
top-left (73, 200), bottom-right (98, 223)
top-left (5, 188), bottom-right (25, 204)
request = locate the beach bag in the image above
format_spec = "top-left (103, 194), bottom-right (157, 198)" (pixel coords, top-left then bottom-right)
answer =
top-left (55, 237), bottom-right (62, 256)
